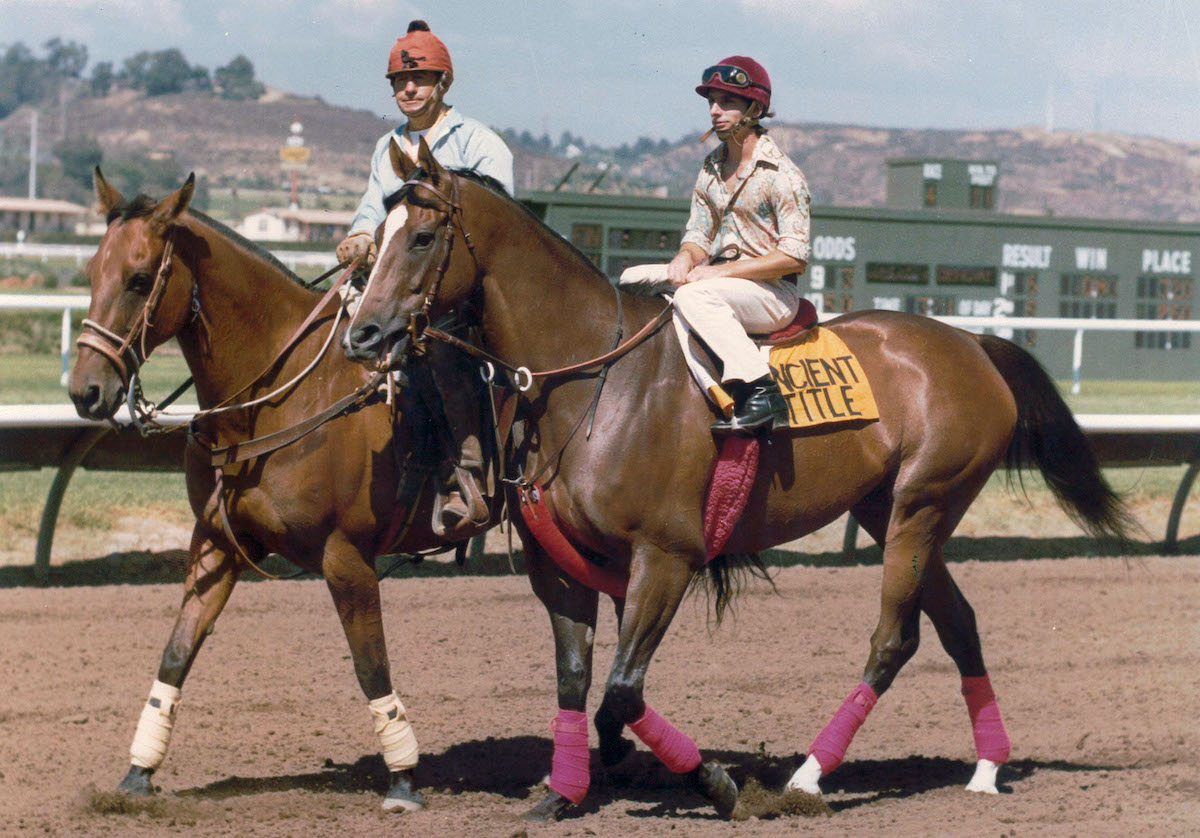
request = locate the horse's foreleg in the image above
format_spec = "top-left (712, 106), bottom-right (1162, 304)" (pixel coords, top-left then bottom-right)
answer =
top-left (920, 557), bottom-right (1011, 793)
top-left (596, 547), bottom-right (739, 819)
top-left (787, 516), bottom-right (931, 796)
top-left (119, 530), bottom-right (239, 796)
top-left (323, 534), bottom-right (421, 813)
top-left (520, 541), bottom-right (601, 822)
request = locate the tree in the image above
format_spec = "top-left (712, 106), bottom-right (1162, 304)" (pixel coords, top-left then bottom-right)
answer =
top-left (0, 42), bottom-right (52, 118)
top-left (90, 61), bottom-right (114, 97)
top-left (43, 38), bottom-right (88, 79)
top-left (214, 55), bottom-right (264, 101)
top-left (144, 49), bottom-right (193, 96)
top-left (53, 134), bottom-right (103, 189)
top-left (120, 49), bottom-right (207, 96)
top-left (103, 149), bottom-right (185, 197)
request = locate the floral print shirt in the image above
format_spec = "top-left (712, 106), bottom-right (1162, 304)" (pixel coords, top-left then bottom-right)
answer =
top-left (681, 133), bottom-right (812, 264)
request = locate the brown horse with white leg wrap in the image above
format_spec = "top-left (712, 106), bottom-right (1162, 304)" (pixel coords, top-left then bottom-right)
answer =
top-left (68, 169), bottom-right (490, 813)
top-left (342, 141), bottom-right (1132, 820)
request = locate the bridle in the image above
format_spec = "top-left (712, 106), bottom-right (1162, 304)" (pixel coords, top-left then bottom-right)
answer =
top-left (388, 172), bottom-right (480, 355)
top-left (76, 236), bottom-right (185, 390)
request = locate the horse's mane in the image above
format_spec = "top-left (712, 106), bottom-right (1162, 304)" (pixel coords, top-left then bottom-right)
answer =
top-left (108, 193), bottom-right (305, 287)
top-left (453, 168), bottom-right (612, 282)
top-left (387, 167), bottom-right (611, 284)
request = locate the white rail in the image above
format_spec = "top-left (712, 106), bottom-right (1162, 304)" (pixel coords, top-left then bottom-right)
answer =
top-left (3, 293), bottom-right (1198, 392)
top-left (0, 241), bottom-right (339, 267)
top-left (936, 315), bottom-right (1198, 394)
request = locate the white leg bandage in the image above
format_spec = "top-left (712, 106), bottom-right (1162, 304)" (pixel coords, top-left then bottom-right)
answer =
top-left (129, 680), bottom-right (182, 770)
top-left (369, 692), bottom-right (419, 772)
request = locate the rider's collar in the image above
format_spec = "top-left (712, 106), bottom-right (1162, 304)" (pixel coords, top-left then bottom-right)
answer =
top-left (398, 107), bottom-right (455, 160)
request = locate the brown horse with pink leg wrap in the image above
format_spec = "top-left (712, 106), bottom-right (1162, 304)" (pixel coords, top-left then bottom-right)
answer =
top-left (342, 141), bottom-right (1131, 820)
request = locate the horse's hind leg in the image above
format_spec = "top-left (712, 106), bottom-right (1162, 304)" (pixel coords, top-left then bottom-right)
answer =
top-left (920, 557), bottom-right (1011, 793)
top-left (323, 532), bottom-right (422, 812)
top-left (119, 529), bottom-right (240, 795)
top-left (787, 503), bottom-right (939, 795)
top-left (519, 540), bottom-right (601, 822)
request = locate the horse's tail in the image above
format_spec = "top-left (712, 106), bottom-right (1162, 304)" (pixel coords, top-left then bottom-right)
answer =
top-left (975, 333), bottom-right (1135, 542)
top-left (689, 552), bottom-right (777, 626)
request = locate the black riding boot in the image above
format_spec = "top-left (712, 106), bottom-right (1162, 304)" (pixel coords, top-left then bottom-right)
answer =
top-left (425, 346), bottom-right (492, 541)
top-left (710, 375), bottom-right (788, 435)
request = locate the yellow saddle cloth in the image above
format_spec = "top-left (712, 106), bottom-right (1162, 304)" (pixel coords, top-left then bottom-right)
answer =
top-left (766, 327), bottom-right (879, 429)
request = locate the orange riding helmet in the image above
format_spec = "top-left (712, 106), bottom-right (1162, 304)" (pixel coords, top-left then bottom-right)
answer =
top-left (387, 20), bottom-right (454, 85)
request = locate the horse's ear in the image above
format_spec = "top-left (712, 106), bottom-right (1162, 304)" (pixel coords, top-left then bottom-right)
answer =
top-left (94, 167), bottom-right (123, 216)
top-left (416, 136), bottom-right (443, 184)
top-left (388, 136), bottom-right (416, 180)
top-left (148, 173), bottom-right (196, 232)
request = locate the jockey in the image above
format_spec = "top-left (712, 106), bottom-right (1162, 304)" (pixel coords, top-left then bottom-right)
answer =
top-left (336, 19), bottom-right (515, 267)
top-left (620, 56), bottom-right (811, 434)
top-left (338, 20), bottom-right (514, 541)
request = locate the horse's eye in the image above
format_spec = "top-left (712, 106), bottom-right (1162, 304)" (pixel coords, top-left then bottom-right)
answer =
top-left (412, 231), bottom-right (436, 250)
top-left (127, 272), bottom-right (154, 294)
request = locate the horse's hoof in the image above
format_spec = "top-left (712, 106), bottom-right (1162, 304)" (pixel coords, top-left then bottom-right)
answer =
top-left (382, 769), bottom-right (426, 812)
top-left (691, 760), bottom-right (741, 820)
top-left (521, 789), bottom-right (573, 822)
top-left (117, 764), bottom-right (155, 796)
top-left (599, 734), bottom-right (636, 768)
top-left (965, 758), bottom-right (1000, 794)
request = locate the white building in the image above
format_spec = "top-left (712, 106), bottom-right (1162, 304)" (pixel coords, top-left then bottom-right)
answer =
top-left (237, 207), bottom-right (355, 243)
top-left (0, 196), bottom-right (94, 234)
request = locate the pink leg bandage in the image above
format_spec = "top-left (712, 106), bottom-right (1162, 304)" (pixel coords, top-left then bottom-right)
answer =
top-left (549, 709), bottom-right (590, 804)
top-left (962, 674), bottom-right (1011, 762)
top-left (809, 682), bottom-right (878, 774)
top-left (628, 706), bottom-right (702, 774)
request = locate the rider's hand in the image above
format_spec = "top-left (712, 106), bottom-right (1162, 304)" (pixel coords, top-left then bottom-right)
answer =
top-left (683, 263), bottom-right (726, 284)
top-left (667, 251), bottom-right (697, 287)
top-left (336, 232), bottom-right (377, 266)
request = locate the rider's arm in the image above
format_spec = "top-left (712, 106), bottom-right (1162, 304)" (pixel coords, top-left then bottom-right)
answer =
top-left (667, 243), bottom-right (708, 285)
top-left (462, 126), bottom-right (515, 195)
top-left (347, 135), bottom-right (393, 237)
top-left (686, 248), bottom-right (805, 283)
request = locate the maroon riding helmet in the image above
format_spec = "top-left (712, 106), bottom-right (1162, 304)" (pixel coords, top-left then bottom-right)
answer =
top-left (695, 56), bottom-right (772, 113)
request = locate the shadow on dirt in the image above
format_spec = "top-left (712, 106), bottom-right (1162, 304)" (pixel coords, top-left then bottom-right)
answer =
top-left (160, 736), bottom-right (1135, 820)
top-left (3, 533), bottom-right (1193, 589)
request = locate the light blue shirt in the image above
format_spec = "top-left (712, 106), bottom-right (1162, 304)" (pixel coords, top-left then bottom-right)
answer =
top-left (348, 108), bottom-right (514, 236)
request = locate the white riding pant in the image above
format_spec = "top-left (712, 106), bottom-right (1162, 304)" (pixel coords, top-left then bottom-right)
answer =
top-left (619, 264), bottom-right (801, 389)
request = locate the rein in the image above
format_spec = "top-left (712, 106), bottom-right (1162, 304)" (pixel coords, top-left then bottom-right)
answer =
top-left (389, 171), bottom-right (677, 506)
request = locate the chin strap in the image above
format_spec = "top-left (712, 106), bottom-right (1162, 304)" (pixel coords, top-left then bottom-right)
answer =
top-left (699, 102), bottom-right (763, 144)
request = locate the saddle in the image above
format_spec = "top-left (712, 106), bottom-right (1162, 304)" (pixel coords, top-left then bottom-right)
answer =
top-left (752, 297), bottom-right (819, 345)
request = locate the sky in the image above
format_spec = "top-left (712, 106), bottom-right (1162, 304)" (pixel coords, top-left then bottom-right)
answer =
top-left (2, 0), bottom-right (1199, 146)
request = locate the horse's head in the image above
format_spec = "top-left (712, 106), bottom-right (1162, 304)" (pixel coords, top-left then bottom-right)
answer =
top-left (343, 138), bottom-right (481, 368)
top-left (68, 168), bottom-right (198, 419)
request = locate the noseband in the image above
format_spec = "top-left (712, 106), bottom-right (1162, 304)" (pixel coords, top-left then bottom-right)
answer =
top-left (76, 237), bottom-right (183, 388)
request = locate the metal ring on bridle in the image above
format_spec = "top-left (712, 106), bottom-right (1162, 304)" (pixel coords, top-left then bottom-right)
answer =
top-left (479, 360), bottom-right (496, 384)
top-left (514, 366), bottom-right (533, 392)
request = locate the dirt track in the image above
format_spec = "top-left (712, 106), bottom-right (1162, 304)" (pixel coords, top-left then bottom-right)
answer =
top-left (1, 547), bottom-right (1196, 837)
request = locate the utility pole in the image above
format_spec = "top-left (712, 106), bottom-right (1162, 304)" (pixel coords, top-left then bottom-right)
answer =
top-left (28, 111), bottom-right (38, 200)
